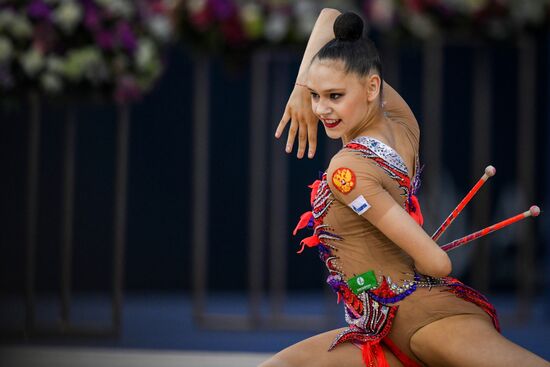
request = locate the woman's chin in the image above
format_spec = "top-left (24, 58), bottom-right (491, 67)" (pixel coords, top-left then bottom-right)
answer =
top-left (323, 127), bottom-right (342, 140)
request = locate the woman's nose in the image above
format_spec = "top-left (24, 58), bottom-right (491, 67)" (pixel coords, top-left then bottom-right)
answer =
top-left (315, 101), bottom-right (331, 115)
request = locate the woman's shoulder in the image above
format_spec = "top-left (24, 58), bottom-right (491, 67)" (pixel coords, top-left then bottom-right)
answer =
top-left (328, 147), bottom-right (361, 167)
top-left (327, 147), bottom-right (382, 177)
top-left (326, 147), bottom-right (387, 199)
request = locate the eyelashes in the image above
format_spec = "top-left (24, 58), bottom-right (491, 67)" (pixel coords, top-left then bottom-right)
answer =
top-left (310, 92), bottom-right (343, 100)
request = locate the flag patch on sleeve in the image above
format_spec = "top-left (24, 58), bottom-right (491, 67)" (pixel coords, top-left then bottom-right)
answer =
top-left (349, 195), bottom-right (371, 215)
top-left (332, 167), bottom-right (356, 194)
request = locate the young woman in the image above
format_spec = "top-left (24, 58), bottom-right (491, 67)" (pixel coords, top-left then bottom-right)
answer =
top-left (260, 9), bottom-right (549, 367)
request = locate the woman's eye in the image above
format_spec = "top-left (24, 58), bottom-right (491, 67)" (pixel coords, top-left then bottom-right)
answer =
top-left (310, 92), bottom-right (319, 99)
top-left (330, 93), bottom-right (342, 100)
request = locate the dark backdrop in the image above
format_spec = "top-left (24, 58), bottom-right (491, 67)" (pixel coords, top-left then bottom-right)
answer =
top-left (0, 37), bottom-right (548, 293)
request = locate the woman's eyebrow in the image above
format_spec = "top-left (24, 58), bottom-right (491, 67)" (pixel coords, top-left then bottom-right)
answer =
top-left (311, 88), bottom-right (345, 93)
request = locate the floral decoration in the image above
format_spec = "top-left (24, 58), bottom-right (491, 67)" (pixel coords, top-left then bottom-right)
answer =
top-left (364, 0), bottom-right (550, 40)
top-left (178, 0), bottom-right (550, 53)
top-left (177, 0), bottom-right (358, 52)
top-left (0, 0), bottom-right (176, 103)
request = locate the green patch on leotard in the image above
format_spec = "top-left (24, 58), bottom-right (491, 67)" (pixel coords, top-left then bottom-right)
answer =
top-left (347, 270), bottom-right (378, 295)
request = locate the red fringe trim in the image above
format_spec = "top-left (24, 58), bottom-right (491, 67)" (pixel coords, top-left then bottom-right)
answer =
top-left (408, 194), bottom-right (424, 226)
top-left (444, 279), bottom-right (500, 332)
top-left (308, 180), bottom-right (321, 205)
top-left (382, 337), bottom-right (421, 367)
top-left (293, 211), bottom-right (313, 235)
top-left (296, 234), bottom-right (320, 254)
top-left (362, 341), bottom-right (389, 367)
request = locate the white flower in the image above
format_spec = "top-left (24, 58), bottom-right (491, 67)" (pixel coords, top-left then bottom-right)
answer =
top-left (41, 72), bottom-right (63, 93)
top-left (240, 2), bottom-right (263, 39)
top-left (186, 0), bottom-right (207, 14)
top-left (135, 38), bottom-right (156, 71)
top-left (53, 0), bottom-right (83, 34)
top-left (62, 46), bottom-right (109, 84)
top-left (241, 2), bottom-right (262, 22)
top-left (265, 12), bottom-right (289, 42)
top-left (0, 10), bottom-right (14, 32)
top-left (10, 13), bottom-right (33, 39)
top-left (293, 0), bottom-right (319, 39)
top-left (406, 13), bottom-right (436, 39)
top-left (95, 0), bottom-right (134, 18)
top-left (46, 55), bottom-right (65, 74)
top-left (148, 15), bottom-right (173, 42)
top-left (0, 37), bottom-right (14, 63)
top-left (21, 49), bottom-right (45, 77)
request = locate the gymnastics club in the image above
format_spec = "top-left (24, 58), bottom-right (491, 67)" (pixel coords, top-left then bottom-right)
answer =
top-left (440, 205), bottom-right (541, 252)
top-left (431, 165), bottom-right (496, 242)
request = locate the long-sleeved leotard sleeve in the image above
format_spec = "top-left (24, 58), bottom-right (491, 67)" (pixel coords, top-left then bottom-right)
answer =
top-left (382, 83), bottom-right (420, 156)
top-left (327, 151), bottom-right (400, 225)
top-left (326, 150), bottom-right (451, 277)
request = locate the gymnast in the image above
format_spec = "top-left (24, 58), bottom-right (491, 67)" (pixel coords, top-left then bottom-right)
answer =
top-left (260, 9), bottom-right (549, 367)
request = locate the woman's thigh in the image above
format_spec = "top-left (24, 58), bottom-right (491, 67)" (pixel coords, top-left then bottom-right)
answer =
top-left (258, 327), bottom-right (403, 367)
top-left (410, 314), bottom-right (550, 367)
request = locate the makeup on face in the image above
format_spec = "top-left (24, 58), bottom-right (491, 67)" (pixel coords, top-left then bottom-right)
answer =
top-left (307, 60), bottom-right (372, 140)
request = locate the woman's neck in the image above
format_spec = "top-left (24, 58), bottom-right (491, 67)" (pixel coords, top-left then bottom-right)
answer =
top-left (342, 102), bottom-right (384, 145)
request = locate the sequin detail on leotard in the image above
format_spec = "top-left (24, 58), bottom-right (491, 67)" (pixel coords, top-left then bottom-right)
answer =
top-left (293, 137), bottom-right (499, 365)
top-left (345, 136), bottom-right (423, 225)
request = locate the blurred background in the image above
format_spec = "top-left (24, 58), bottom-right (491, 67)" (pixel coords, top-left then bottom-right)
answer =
top-left (0, 0), bottom-right (549, 366)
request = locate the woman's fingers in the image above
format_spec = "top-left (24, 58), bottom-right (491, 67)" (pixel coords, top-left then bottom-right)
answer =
top-left (275, 86), bottom-right (319, 158)
top-left (275, 107), bottom-right (291, 139)
top-left (306, 117), bottom-right (318, 158)
top-left (285, 115), bottom-right (299, 153)
top-left (296, 118), bottom-right (308, 158)
top-left (276, 110), bottom-right (319, 159)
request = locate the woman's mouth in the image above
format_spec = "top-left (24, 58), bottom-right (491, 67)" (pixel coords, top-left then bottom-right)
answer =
top-left (322, 118), bottom-right (341, 128)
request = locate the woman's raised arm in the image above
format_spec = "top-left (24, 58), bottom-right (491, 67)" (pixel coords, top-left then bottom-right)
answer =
top-left (275, 8), bottom-right (341, 159)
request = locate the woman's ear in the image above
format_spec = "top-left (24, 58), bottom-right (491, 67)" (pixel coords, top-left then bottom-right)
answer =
top-left (366, 74), bottom-right (381, 102)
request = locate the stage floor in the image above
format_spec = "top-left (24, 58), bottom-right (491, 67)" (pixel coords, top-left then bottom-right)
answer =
top-left (0, 346), bottom-right (270, 367)
top-left (1, 292), bottom-right (549, 364)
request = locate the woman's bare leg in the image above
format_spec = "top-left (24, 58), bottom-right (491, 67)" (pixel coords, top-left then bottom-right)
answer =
top-left (410, 314), bottom-right (550, 367)
top-left (258, 327), bottom-right (404, 367)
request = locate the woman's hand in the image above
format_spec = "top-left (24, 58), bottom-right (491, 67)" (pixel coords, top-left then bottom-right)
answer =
top-left (275, 85), bottom-right (319, 159)
top-left (274, 8), bottom-right (341, 159)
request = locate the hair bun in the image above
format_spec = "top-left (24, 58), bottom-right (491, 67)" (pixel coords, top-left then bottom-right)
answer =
top-left (333, 12), bottom-right (364, 42)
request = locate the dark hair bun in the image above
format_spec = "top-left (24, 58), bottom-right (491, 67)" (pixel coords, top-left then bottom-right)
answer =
top-left (334, 12), bottom-right (364, 41)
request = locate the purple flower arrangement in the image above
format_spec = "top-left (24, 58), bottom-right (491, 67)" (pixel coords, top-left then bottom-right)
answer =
top-left (0, 0), bottom-right (175, 103)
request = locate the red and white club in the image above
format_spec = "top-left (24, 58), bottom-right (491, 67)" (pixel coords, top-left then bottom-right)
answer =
top-left (432, 165), bottom-right (496, 242)
top-left (441, 205), bottom-right (541, 252)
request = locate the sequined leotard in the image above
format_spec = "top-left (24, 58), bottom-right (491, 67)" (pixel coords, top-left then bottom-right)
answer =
top-left (293, 87), bottom-right (499, 366)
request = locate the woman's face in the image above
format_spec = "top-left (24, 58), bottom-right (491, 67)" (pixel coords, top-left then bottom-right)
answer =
top-left (307, 59), bottom-right (376, 140)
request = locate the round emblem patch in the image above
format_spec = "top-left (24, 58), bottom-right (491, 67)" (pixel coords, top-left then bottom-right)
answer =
top-left (332, 167), bottom-right (356, 194)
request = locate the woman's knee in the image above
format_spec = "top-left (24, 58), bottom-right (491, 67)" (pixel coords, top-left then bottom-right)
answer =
top-left (409, 314), bottom-right (549, 366)
top-left (409, 314), bottom-right (492, 361)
